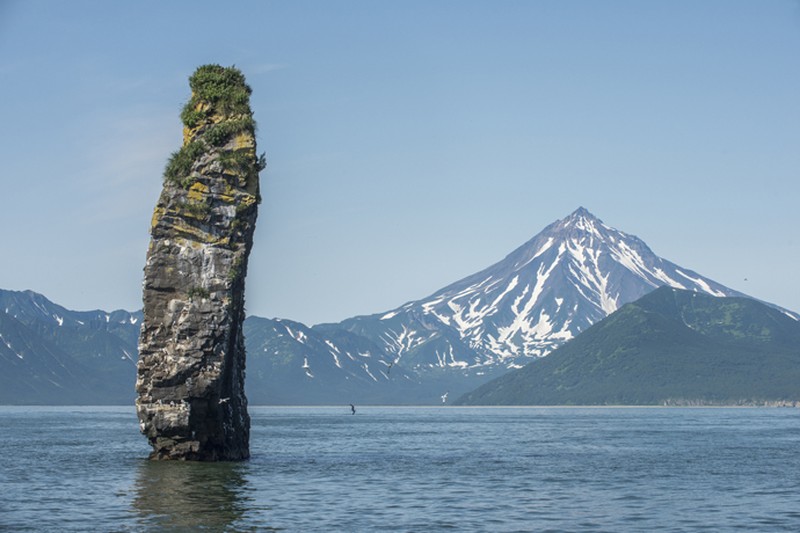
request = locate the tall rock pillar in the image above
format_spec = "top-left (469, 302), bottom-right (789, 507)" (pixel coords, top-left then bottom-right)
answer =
top-left (136, 65), bottom-right (263, 460)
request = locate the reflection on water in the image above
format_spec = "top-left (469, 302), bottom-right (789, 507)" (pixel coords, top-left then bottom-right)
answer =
top-left (132, 460), bottom-right (270, 531)
top-left (2, 407), bottom-right (799, 531)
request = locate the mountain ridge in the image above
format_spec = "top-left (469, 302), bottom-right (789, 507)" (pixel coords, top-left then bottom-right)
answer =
top-left (2, 207), bottom-right (797, 404)
top-left (455, 287), bottom-right (800, 406)
top-left (0, 289), bottom-right (141, 404)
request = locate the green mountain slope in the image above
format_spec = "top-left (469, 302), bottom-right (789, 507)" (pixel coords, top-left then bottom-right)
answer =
top-left (456, 287), bottom-right (800, 405)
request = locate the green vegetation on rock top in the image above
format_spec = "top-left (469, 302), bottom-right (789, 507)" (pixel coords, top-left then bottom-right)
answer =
top-left (181, 64), bottom-right (253, 127)
top-left (164, 64), bottom-right (265, 188)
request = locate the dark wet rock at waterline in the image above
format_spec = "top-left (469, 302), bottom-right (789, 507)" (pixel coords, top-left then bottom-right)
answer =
top-left (136, 65), bottom-right (264, 460)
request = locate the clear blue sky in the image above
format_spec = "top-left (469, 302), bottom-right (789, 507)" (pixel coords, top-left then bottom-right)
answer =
top-left (1, 0), bottom-right (798, 324)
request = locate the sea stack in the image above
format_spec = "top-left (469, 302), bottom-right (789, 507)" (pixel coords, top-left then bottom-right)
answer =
top-left (136, 65), bottom-right (263, 460)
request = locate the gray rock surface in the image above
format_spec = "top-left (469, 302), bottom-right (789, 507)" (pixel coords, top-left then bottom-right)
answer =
top-left (136, 65), bottom-right (262, 460)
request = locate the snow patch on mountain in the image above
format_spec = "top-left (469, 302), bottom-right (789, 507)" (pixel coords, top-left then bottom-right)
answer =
top-left (335, 207), bottom-right (773, 376)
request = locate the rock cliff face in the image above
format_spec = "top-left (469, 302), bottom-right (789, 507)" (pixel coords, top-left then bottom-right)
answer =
top-left (136, 65), bottom-right (263, 460)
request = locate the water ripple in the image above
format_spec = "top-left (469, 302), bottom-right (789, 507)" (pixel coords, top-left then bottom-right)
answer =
top-left (1, 406), bottom-right (800, 531)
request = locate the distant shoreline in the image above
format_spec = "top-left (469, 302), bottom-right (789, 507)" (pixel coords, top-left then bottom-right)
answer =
top-left (1, 403), bottom-right (797, 409)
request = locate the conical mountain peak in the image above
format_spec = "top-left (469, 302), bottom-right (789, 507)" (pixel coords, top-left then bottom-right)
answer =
top-left (567, 206), bottom-right (598, 221)
top-left (547, 206), bottom-right (610, 239)
top-left (347, 208), bottom-right (755, 372)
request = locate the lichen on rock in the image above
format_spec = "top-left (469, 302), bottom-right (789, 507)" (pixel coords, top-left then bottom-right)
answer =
top-left (136, 65), bottom-right (263, 461)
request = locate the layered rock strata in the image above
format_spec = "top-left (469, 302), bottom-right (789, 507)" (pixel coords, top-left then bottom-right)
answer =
top-left (136, 65), bottom-right (263, 460)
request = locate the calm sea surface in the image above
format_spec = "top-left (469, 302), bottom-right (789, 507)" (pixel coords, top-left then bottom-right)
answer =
top-left (1, 406), bottom-right (799, 532)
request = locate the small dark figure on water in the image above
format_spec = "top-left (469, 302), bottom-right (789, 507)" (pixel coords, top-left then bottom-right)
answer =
top-left (350, 404), bottom-right (356, 415)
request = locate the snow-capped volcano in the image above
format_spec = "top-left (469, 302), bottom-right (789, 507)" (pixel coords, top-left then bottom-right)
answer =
top-left (4, 208), bottom-right (796, 405)
top-left (335, 207), bottom-right (754, 373)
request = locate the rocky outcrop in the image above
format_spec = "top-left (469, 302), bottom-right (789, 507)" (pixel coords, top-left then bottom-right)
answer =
top-left (136, 65), bottom-right (263, 460)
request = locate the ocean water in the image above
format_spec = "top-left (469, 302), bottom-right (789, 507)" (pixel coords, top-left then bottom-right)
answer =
top-left (1, 406), bottom-right (799, 532)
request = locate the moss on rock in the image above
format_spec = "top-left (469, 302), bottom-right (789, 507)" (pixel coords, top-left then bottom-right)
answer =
top-left (164, 64), bottom-right (265, 191)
